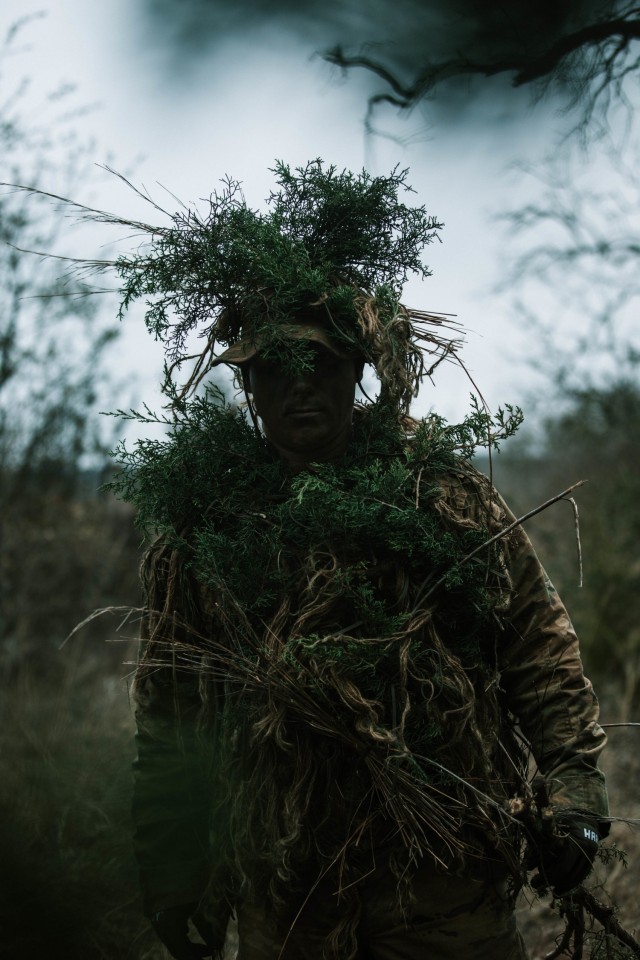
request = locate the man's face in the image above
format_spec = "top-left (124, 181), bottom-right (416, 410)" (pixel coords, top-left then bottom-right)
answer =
top-left (247, 342), bottom-right (360, 465)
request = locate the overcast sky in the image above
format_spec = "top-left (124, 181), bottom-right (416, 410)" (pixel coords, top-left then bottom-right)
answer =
top-left (1, 2), bottom-right (613, 429)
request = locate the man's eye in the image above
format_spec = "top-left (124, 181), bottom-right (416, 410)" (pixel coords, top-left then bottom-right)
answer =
top-left (255, 357), bottom-right (282, 373)
top-left (312, 350), bottom-right (335, 370)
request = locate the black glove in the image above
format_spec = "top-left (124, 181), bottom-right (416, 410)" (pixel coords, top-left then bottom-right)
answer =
top-left (530, 815), bottom-right (600, 897)
top-left (151, 902), bottom-right (221, 960)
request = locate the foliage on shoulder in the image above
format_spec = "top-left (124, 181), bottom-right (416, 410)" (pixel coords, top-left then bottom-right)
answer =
top-left (108, 391), bottom-right (521, 641)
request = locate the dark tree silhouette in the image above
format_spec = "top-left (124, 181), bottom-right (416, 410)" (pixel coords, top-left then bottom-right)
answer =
top-left (326, 1), bottom-right (640, 131)
top-left (139, 0), bottom-right (640, 132)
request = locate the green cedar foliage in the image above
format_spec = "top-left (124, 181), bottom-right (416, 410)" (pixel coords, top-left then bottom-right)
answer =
top-left (109, 393), bottom-right (522, 661)
top-left (114, 160), bottom-right (443, 372)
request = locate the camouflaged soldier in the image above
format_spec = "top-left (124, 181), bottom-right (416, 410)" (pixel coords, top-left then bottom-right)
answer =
top-left (124, 163), bottom-right (609, 960)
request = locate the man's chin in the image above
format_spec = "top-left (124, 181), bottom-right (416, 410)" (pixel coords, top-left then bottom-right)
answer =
top-left (268, 424), bottom-right (351, 463)
top-left (289, 426), bottom-right (333, 451)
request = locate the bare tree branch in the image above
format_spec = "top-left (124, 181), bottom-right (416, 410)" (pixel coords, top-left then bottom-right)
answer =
top-left (325, 6), bottom-right (640, 133)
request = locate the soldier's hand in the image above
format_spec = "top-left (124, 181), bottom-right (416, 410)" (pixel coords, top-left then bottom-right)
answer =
top-left (530, 815), bottom-right (600, 897)
top-left (151, 902), bottom-right (220, 959)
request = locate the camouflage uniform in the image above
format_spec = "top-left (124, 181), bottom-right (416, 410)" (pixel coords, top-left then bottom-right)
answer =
top-left (132, 462), bottom-right (608, 958)
top-left (236, 866), bottom-right (525, 959)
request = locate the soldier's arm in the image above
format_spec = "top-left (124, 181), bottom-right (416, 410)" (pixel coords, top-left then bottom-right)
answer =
top-left (498, 515), bottom-right (609, 822)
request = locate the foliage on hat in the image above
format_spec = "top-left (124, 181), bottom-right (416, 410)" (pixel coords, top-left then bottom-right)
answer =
top-left (113, 160), bottom-right (453, 411)
top-left (8, 159), bottom-right (458, 412)
top-left (118, 162), bottom-right (436, 321)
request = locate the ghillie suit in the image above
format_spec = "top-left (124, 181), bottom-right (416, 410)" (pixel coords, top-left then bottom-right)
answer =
top-left (125, 400), bottom-right (608, 957)
top-left (52, 160), bottom-right (607, 956)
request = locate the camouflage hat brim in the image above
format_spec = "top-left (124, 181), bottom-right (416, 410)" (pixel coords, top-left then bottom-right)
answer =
top-left (211, 323), bottom-right (360, 367)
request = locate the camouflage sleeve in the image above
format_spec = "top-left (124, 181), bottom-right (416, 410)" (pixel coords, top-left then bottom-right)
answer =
top-left (495, 497), bottom-right (610, 822)
top-left (132, 538), bottom-right (214, 916)
top-left (441, 466), bottom-right (609, 823)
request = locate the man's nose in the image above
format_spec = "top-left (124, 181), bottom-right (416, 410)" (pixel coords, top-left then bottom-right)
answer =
top-left (288, 367), bottom-right (317, 392)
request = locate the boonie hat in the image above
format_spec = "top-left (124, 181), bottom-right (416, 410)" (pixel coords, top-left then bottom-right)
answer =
top-left (211, 320), bottom-right (361, 367)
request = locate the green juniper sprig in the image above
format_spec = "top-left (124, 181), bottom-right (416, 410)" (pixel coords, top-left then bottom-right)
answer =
top-left (112, 160), bottom-right (447, 402)
top-left (107, 392), bottom-right (522, 634)
top-left (267, 161), bottom-right (439, 292)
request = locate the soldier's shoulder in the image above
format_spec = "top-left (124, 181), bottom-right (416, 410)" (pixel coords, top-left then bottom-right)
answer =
top-left (421, 457), bottom-right (516, 535)
top-left (433, 458), bottom-right (496, 508)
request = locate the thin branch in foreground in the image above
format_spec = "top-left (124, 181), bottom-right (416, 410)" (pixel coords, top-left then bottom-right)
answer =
top-left (601, 722), bottom-right (640, 727)
top-left (576, 887), bottom-right (640, 958)
top-left (5, 241), bottom-right (115, 269)
top-left (61, 605), bottom-right (145, 647)
top-left (544, 888), bottom-right (640, 959)
top-left (0, 180), bottom-right (163, 234)
top-left (418, 480), bottom-right (587, 606)
top-left (463, 480), bottom-right (587, 563)
top-left (567, 495), bottom-right (584, 588)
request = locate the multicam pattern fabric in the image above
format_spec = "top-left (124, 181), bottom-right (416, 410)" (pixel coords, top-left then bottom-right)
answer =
top-left (440, 468), bottom-right (607, 818)
top-left (236, 860), bottom-right (528, 959)
top-left (131, 460), bottom-right (608, 955)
